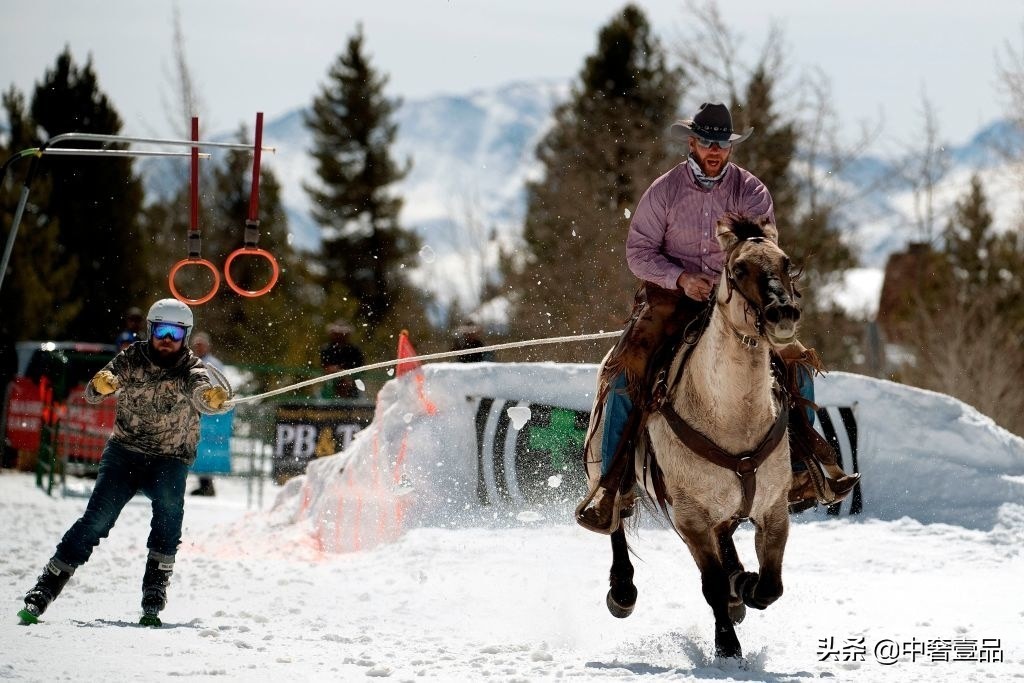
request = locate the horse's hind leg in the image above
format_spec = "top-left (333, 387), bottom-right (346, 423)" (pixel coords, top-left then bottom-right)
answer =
top-left (606, 526), bottom-right (637, 618)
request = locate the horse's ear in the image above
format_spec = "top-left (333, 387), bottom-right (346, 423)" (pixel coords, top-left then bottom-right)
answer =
top-left (756, 215), bottom-right (779, 243)
top-left (716, 218), bottom-right (739, 252)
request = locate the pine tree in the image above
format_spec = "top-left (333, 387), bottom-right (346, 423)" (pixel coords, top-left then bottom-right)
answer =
top-left (503, 5), bottom-right (684, 359)
top-left (730, 66), bottom-right (857, 364)
top-left (0, 86), bottom-right (79, 338)
top-left (303, 25), bottom-right (428, 350)
top-left (895, 175), bottom-right (1024, 435)
top-left (944, 175), bottom-right (996, 297)
top-left (30, 48), bottom-right (148, 342)
top-left (943, 174), bottom-right (1023, 332)
top-left (731, 67), bottom-right (798, 227)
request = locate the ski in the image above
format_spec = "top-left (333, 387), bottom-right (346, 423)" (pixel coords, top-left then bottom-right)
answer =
top-left (18, 606), bottom-right (42, 625)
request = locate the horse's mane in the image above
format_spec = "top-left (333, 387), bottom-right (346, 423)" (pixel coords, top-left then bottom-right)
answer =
top-left (718, 212), bottom-right (773, 245)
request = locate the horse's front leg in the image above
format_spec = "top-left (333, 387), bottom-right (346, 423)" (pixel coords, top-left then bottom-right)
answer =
top-left (677, 514), bottom-right (742, 659)
top-left (606, 525), bottom-right (637, 618)
top-left (743, 501), bottom-right (790, 610)
top-left (716, 522), bottom-right (748, 624)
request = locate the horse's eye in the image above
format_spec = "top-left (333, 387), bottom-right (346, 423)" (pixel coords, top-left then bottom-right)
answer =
top-left (732, 262), bottom-right (747, 279)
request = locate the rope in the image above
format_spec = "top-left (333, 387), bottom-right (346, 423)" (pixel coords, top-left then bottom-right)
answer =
top-left (204, 362), bottom-right (233, 395)
top-left (224, 329), bottom-right (623, 407)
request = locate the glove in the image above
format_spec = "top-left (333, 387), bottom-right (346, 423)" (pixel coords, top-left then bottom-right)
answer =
top-left (92, 370), bottom-right (120, 395)
top-left (202, 386), bottom-right (230, 410)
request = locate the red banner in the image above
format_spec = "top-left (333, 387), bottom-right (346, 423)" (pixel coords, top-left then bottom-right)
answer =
top-left (4, 377), bottom-right (43, 450)
top-left (57, 385), bottom-right (115, 463)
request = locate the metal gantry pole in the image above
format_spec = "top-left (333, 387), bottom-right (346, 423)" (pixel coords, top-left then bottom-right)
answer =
top-left (0, 131), bottom-right (274, 295)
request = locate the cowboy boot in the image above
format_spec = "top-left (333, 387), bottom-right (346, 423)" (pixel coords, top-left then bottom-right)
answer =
top-left (788, 469), bottom-right (818, 512)
top-left (788, 449), bottom-right (860, 509)
top-left (776, 344), bottom-right (860, 507)
top-left (575, 483), bottom-right (621, 534)
top-left (800, 418), bottom-right (860, 504)
top-left (819, 464), bottom-right (860, 502)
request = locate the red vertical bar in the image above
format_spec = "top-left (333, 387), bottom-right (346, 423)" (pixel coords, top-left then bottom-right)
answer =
top-left (247, 112), bottom-right (264, 222)
top-left (191, 117), bottom-right (199, 230)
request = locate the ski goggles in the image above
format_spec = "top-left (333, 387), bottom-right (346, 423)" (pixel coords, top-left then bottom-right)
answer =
top-left (152, 323), bottom-right (187, 342)
top-left (694, 136), bottom-right (734, 150)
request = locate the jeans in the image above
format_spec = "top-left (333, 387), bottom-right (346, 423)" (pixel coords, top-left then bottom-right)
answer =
top-left (600, 373), bottom-right (633, 476)
top-left (597, 283), bottom-right (709, 478)
top-left (797, 364), bottom-right (816, 426)
top-left (54, 441), bottom-right (188, 569)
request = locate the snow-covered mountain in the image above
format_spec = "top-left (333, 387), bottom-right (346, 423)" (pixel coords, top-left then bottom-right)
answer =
top-left (836, 119), bottom-right (1024, 269)
top-left (144, 80), bottom-right (1023, 317)
top-left (258, 80), bottom-right (568, 312)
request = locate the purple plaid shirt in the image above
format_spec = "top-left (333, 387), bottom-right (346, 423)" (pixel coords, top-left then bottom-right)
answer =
top-left (626, 161), bottom-right (775, 290)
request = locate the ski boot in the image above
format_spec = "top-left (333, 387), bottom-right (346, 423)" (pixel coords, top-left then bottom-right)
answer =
top-left (139, 554), bottom-right (174, 627)
top-left (19, 559), bottom-right (73, 625)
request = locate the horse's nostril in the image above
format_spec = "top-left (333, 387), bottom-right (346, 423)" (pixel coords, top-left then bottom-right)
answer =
top-left (765, 305), bottom-right (800, 324)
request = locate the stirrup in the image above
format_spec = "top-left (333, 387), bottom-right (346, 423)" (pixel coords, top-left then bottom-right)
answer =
top-left (575, 485), bottom-right (621, 535)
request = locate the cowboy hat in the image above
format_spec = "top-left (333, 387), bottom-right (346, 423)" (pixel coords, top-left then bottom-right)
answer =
top-left (670, 102), bottom-right (753, 145)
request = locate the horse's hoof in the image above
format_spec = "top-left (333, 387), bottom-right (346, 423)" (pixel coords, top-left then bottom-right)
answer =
top-left (714, 625), bottom-right (743, 659)
top-left (729, 571), bottom-right (758, 601)
top-left (606, 587), bottom-right (637, 619)
top-left (728, 602), bottom-right (746, 624)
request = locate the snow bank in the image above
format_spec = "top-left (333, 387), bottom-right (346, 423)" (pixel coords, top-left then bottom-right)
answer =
top-left (272, 363), bottom-right (1024, 553)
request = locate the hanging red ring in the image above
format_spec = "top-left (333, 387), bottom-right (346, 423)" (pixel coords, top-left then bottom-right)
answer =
top-left (169, 258), bottom-right (221, 305)
top-left (223, 247), bottom-right (280, 298)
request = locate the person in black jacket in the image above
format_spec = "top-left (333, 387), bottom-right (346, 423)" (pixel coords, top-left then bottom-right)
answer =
top-left (319, 319), bottom-right (364, 398)
top-left (450, 321), bottom-right (495, 363)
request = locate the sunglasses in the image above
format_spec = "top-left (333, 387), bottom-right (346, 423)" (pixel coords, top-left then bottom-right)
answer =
top-left (694, 136), bottom-right (734, 150)
top-left (152, 323), bottom-right (187, 342)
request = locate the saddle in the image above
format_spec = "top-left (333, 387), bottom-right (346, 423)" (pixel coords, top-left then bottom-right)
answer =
top-left (593, 322), bottom-right (854, 514)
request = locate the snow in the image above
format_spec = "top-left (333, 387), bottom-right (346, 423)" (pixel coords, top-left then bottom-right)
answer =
top-left (3, 362), bottom-right (1023, 680)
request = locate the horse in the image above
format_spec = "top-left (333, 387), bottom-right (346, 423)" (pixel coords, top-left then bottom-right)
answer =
top-left (583, 214), bottom-right (803, 659)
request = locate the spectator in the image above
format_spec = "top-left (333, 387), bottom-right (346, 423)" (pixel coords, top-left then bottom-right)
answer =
top-left (116, 331), bottom-right (138, 351)
top-left (450, 321), bottom-right (495, 363)
top-left (116, 307), bottom-right (144, 349)
top-left (190, 331), bottom-right (224, 497)
top-left (319, 319), bottom-right (364, 398)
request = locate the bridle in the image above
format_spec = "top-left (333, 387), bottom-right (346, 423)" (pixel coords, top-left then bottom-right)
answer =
top-left (718, 237), bottom-right (799, 350)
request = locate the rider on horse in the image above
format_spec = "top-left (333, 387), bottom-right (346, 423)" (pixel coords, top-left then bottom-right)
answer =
top-left (575, 102), bottom-right (859, 534)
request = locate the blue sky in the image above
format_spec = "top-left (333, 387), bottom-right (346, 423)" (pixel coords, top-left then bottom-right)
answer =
top-left (1, 0), bottom-right (1022, 151)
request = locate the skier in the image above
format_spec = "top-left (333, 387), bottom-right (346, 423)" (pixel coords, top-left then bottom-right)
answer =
top-left (18, 299), bottom-right (231, 626)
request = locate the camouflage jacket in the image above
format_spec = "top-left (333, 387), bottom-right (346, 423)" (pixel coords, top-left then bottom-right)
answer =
top-left (85, 342), bottom-right (229, 465)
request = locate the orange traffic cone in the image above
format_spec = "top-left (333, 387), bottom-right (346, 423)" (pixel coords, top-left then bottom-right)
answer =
top-left (396, 330), bottom-right (437, 414)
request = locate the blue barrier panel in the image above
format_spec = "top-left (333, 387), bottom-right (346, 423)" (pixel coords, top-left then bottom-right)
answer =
top-left (191, 410), bottom-right (233, 474)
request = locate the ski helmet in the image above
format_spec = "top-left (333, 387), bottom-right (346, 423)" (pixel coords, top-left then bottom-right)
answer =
top-left (146, 298), bottom-right (194, 342)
